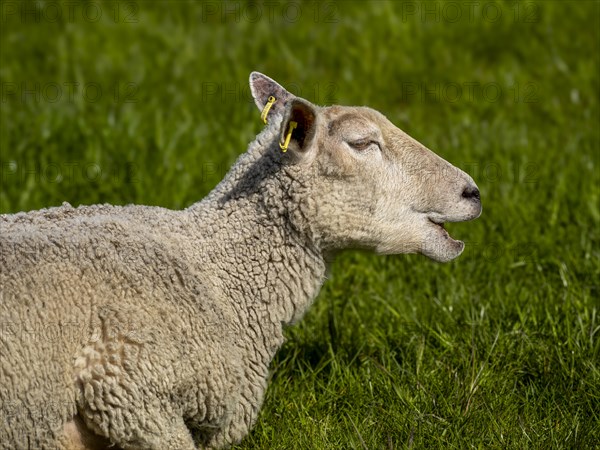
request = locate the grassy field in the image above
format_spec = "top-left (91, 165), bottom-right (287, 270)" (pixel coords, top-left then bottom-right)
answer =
top-left (1, 0), bottom-right (599, 448)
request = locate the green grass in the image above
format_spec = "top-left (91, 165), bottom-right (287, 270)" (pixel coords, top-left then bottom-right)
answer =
top-left (1, 1), bottom-right (598, 448)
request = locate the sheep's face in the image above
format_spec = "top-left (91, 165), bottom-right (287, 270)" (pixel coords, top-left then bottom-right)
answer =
top-left (250, 72), bottom-right (481, 262)
top-left (304, 105), bottom-right (482, 262)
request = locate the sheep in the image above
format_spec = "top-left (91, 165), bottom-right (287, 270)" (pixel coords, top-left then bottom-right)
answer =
top-left (0, 72), bottom-right (482, 450)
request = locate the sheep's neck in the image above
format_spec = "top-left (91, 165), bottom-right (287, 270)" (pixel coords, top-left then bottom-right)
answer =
top-left (186, 128), bottom-right (328, 359)
top-left (211, 197), bottom-right (325, 317)
top-left (187, 176), bottom-right (326, 363)
top-left (184, 200), bottom-right (325, 370)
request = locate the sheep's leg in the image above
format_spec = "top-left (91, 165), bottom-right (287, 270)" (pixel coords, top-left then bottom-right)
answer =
top-left (75, 350), bottom-right (197, 448)
top-left (201, 377), bottom-right (267, 448)
top-left (73, 306), bottom-right (199, 449)
top-left (201, 404), bottom-right (257, 449)
top-left (78, 403), bottom-right (196, 450)
top-left (118, 414), bottom-right (196, 450)
top-left (61, 415), bottom-right (116, 450)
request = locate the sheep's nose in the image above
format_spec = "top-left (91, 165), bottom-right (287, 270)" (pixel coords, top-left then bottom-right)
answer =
top-left (462, 185), bottom-right (480, 201)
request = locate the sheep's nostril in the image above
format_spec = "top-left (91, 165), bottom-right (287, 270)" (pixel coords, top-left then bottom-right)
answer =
top-left (462, 185), bottom-right (480, 201)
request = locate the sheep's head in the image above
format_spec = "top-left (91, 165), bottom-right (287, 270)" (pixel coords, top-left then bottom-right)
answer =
top-left (250, 72), bottom-right (481, 262)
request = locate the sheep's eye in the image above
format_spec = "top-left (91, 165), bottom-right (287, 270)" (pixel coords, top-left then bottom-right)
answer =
top-left (348, 139), bottom-right (378, 151)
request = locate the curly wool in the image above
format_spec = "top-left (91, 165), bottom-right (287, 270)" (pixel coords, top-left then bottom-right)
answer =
top-left (0, 119), bottom-right (327, 449)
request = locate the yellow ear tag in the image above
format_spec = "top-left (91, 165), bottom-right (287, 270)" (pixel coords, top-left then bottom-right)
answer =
top-left (279, 121), bottom-right (297, 153)
top-left (261, 96), bottom-right (276, 124)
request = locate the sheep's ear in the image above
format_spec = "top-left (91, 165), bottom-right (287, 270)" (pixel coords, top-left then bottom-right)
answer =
top-left (279, 98), bottom-right (318, 155)
top-left (249, 72), bottom-right (295, 121)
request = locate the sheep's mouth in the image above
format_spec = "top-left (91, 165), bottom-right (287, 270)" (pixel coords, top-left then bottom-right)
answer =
top-left (429, 218), bottom-right (445, 230)
top-left (428, 218), bottom-right (446, 230)
top-left (428, 218), bottom-right (461, 245)
top-left (422, 216), bottom-right (466, 262)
